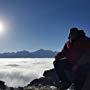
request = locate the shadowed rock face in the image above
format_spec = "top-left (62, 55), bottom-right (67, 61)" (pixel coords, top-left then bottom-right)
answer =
top-left (0, 80), bottom-right (6, 90)
top-left (28, 68), bottom-right (60, 87)
top-left (27, 68), bottom-right (90, 90)
top-left (43, 69), bottom-right (58, 78)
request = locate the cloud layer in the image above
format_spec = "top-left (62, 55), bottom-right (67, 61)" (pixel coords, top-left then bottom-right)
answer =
top-left (0, 58), bottom-right (54, 87)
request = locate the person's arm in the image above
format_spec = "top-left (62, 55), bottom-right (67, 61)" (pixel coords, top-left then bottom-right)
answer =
top-left (55, 43), bottom-right (68, 60)
top-left (72, 52), bottom-right (90, 71)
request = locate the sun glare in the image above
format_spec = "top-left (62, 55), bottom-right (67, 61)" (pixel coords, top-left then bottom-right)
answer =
top-left (0, 23), bottom-right (4, 33)
top-left (0, 21), bottom-right (6, 36)
top-left (0, 19), bottom-right (10, 38)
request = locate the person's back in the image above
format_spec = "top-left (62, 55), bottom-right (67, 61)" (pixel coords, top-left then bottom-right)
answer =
top-left (79, 30), bottom-right (90, 54)
top-left (76, 30), bottom-right (90, 65)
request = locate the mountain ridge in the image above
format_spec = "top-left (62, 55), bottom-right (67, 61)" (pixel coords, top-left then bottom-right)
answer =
top-left (0, 49), bottom-right (57, 58)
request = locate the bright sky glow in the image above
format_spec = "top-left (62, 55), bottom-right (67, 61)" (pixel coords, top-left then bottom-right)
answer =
top-left (0, 22), bottom-right (4, 34)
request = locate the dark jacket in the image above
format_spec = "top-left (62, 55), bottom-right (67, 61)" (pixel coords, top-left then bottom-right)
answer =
top-left (55, 36), bottom-right (90, 62)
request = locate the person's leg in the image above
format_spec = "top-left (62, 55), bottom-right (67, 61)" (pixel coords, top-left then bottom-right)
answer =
top-left (73, 65), bottom-right (88, 90)
top-left (73, 52), bottom-right (90, 90)
top-left (53, 59), bottom-right (74, 89)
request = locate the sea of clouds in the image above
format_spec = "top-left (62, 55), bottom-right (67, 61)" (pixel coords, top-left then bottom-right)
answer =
top-left (0, 58), bottom-right (54, 87)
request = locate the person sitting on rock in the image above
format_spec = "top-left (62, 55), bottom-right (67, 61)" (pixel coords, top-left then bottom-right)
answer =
top-left (53, 28), bottom-right (90, 90)
top-left (69, 30), bottom-right (90, 90)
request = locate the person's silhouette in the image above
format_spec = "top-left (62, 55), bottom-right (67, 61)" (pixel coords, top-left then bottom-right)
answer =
top-left (53, 28), bottom-right (90, 90)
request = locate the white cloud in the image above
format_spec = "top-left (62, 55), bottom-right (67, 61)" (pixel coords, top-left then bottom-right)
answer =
top-left (0, 58), bottom-right (54, 87)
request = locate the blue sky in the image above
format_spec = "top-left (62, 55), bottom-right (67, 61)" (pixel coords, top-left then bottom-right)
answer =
top-left (0, 0), bottom-right (90, 52)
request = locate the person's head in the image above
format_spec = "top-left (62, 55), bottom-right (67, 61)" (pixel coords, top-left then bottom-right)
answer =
top-left (68, 27), bottom-right (79, 41)
top-left (78, 30), bottom-right (86, 37)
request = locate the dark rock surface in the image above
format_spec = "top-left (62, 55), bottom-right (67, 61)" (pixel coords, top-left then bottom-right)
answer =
top-left (27, 68), bottom-right (60, 87)
top-left (25, 68), bottom-right (90, 90)
top-left (0, 80), bottom-right (6, 90)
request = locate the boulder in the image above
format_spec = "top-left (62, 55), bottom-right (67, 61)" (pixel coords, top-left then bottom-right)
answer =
top-left (28, 68), bottom-right (60, 87)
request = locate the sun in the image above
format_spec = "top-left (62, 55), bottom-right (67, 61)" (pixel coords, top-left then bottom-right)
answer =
top-left (0, 22), bottom-right (5, 34)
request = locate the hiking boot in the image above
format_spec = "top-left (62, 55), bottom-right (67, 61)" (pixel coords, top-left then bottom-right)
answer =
top-left (58, 81), bottom-right (71, 90)
top-left (67, 83), bottom-right (76, 90)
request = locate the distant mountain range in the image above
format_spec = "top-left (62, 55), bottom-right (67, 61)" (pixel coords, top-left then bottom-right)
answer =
top-left (0, 49), bottom-right (58, 58)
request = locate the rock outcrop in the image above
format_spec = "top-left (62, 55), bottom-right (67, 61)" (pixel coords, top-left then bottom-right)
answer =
top-left (27, 68), bottom-right (60, 87)
top-left (0, 80), bottom-right (6, 90)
